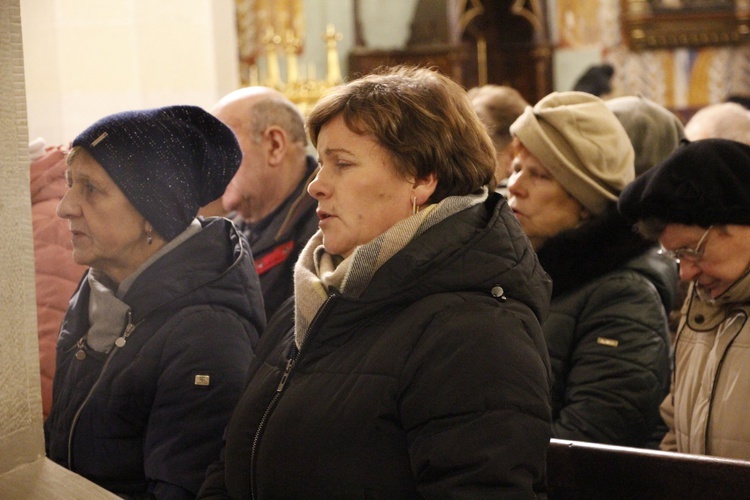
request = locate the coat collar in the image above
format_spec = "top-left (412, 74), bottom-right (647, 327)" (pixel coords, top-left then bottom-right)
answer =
top-left (684, 268), bottom-right (750, 331)
top-left (536, 204), bottom-right (654, 298)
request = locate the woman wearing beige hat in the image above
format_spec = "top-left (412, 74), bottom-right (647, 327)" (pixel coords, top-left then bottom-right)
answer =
top-left (508, 91), bottom-right (673, 448)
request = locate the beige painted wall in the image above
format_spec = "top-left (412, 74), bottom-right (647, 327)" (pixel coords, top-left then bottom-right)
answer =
top-left (0, 0), bottom-right (117, 496)
top-left (20, 0), bottom-right (240, 146)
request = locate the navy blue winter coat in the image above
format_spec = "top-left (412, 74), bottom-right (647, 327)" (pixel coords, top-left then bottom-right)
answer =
top-left (45, 217), bottom-right (265, 498)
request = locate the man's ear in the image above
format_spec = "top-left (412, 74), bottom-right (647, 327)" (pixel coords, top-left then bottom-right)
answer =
top-left (412, 173), bottom-right (438, 206)
top-left (264, 126), bottom-right (287, 166)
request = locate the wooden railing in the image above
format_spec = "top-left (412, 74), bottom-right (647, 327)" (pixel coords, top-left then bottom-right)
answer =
top-left (547, 438), bottom-right (750, 499)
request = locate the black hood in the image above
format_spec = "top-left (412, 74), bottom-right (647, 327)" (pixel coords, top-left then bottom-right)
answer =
top-left (123, 217), bottom-right (265, 333)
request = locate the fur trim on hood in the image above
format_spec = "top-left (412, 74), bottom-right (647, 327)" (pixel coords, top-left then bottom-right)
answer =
top-left (536, 203), bottom-right (653, 299)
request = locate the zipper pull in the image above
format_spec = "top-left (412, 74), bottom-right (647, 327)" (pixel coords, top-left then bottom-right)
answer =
top-left (276, 358), bottom-right (296, 392)
top-left (75, 336), bottom-right (87, 361)
top-left (115, 311), bottom-right (137, 348)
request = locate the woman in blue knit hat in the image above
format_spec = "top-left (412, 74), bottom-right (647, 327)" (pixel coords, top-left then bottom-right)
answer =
top-left (44, 105), bottom-right (266, 498)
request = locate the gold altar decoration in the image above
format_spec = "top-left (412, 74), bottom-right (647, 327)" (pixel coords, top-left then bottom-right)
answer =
top-left (621, 0), bottom-right (750, 50)
top-left (234, 0), bottom-right (343, 114)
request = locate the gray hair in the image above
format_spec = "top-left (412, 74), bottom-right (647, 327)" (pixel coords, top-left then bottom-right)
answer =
top-left (685, 102), bottom-right (750, 145)
top-left (249, 98), bottom-right (307, 146)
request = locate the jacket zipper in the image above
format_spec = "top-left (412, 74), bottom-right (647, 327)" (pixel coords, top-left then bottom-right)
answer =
top-left (67, 311), bottom-right (140, 469)
top-left (703, 313), bottom-right (746, 453)
top-left (249, 294), bottom-right (337, 500)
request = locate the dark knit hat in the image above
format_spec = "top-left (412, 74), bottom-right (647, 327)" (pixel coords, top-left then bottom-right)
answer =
top-left (72, 105), bottom-right (241, 241)
top-left (618, 138), bottom-right (750, 226)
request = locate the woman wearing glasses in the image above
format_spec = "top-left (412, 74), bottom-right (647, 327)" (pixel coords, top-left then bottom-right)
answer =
top-left (620, 138), bottom-right (750, 459)
top-left (507, 91), bottom-right (675, 448)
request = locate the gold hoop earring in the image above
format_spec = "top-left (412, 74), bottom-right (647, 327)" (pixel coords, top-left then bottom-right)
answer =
top-left (412, 196), bottom-right (418, 215)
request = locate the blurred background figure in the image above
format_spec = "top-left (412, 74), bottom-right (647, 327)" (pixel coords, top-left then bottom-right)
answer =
top-left (607, 95), bottom-right (686, 176)
top-left (607, 95), bottom-right (683, 341)
top-left (207, 87), bottom-right (319, 320)
top-left (726, 94), bottom-right (750, 110)
top-left (467, 84), bottom-right (529, 192)
top-left (571, 63), bottom-right (615, 98)
top-left (508, 91), bottom-right (671, 448)
top-left (684, 102), bottom-right (750, 144)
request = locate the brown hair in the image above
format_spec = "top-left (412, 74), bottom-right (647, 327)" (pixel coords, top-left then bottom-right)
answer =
top-left (306, 66), bottom-right (497, 202)
top-left (467, 84), bottom-right (528, 153)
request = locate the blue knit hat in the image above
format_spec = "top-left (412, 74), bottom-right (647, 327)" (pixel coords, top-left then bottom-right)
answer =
top-left (72, 105), bottom-right (242, 240)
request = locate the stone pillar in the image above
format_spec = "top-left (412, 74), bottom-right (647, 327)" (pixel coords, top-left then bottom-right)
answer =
top-left (0, 1), bottom-right (116, 496)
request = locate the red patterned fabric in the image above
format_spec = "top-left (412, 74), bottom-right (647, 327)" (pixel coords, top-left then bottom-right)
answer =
top-left (30, 145), bottom-right (87, 418)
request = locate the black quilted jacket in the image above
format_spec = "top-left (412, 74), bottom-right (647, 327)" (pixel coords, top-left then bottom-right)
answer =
top-left (199, 193), bottom-right (553, 499)
top-left (537, 205), bottom-right (676, 448)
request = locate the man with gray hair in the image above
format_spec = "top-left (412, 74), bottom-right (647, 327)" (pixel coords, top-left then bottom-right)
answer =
top-left (209, 87), bottom-right (319, 319)
top-left (684, 102), bottom-right (750, 145)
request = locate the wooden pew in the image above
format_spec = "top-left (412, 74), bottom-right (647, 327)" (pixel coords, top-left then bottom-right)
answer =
top-left (547, 438), bottom-right (750, 499)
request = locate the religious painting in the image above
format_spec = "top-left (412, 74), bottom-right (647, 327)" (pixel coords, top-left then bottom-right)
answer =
top-left (649, 0), bottom-right (732, 11)
top-left (621, 0), bottom-right (750, 50)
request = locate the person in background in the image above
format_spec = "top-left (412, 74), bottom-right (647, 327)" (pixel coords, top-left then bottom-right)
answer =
top-left (606, 95), bottom-right (686, 176)
top-left (467, 84), bottom-right (529, 191)
top-left (726, 94), bottom-right (750, 110)
top-left (683, 101), bottom-right (750, 145)
top-left (571, 63), bottom-right (615, 98)
top-left (618, 138), bottom-right (750, 460)
top-left (206, 87), bottom-right (319, 320)
top-left (606, 95), bottom-right (683, 339)
top-left (199, 66), bottom-right (553, 498)
top-left (44, 106), bottom-right (265, 498)
top-left (508, 91), bottom-right (671, 448)
top-left (30, 139), bottom-right (87, 419)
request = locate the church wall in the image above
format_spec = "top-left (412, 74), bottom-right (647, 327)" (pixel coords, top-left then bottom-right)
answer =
top-left (19, 0), bottom-right (750, 148)
top-left (552, 0), bottom-right (750, 110)
top-left (20, 0), bottom-right (240, 146)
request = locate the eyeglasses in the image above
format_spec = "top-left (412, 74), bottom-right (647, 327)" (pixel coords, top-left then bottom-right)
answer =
top-left (659, 225), bottom-right (714, 264)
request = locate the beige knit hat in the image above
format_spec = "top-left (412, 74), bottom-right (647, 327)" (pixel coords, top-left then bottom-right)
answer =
top-left (510, 91), bottom-right (635, 215)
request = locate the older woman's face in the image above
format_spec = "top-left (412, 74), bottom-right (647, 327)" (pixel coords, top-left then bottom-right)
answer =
top-left (507, 147), bottom-right (586, 250)
top-left (308, 115), bottom-right (434, 258)
top-left (660, 224), bottom-right (750, 299)
top-left (57, 149), bottom-right (157, 284)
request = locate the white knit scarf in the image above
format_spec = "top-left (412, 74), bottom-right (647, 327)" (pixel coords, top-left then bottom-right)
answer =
top-left (293, 188), bottom-right (488, 349)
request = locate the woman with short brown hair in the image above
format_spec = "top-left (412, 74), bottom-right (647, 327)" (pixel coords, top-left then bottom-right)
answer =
top-left (200, 66), bottom-right (552, 498)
